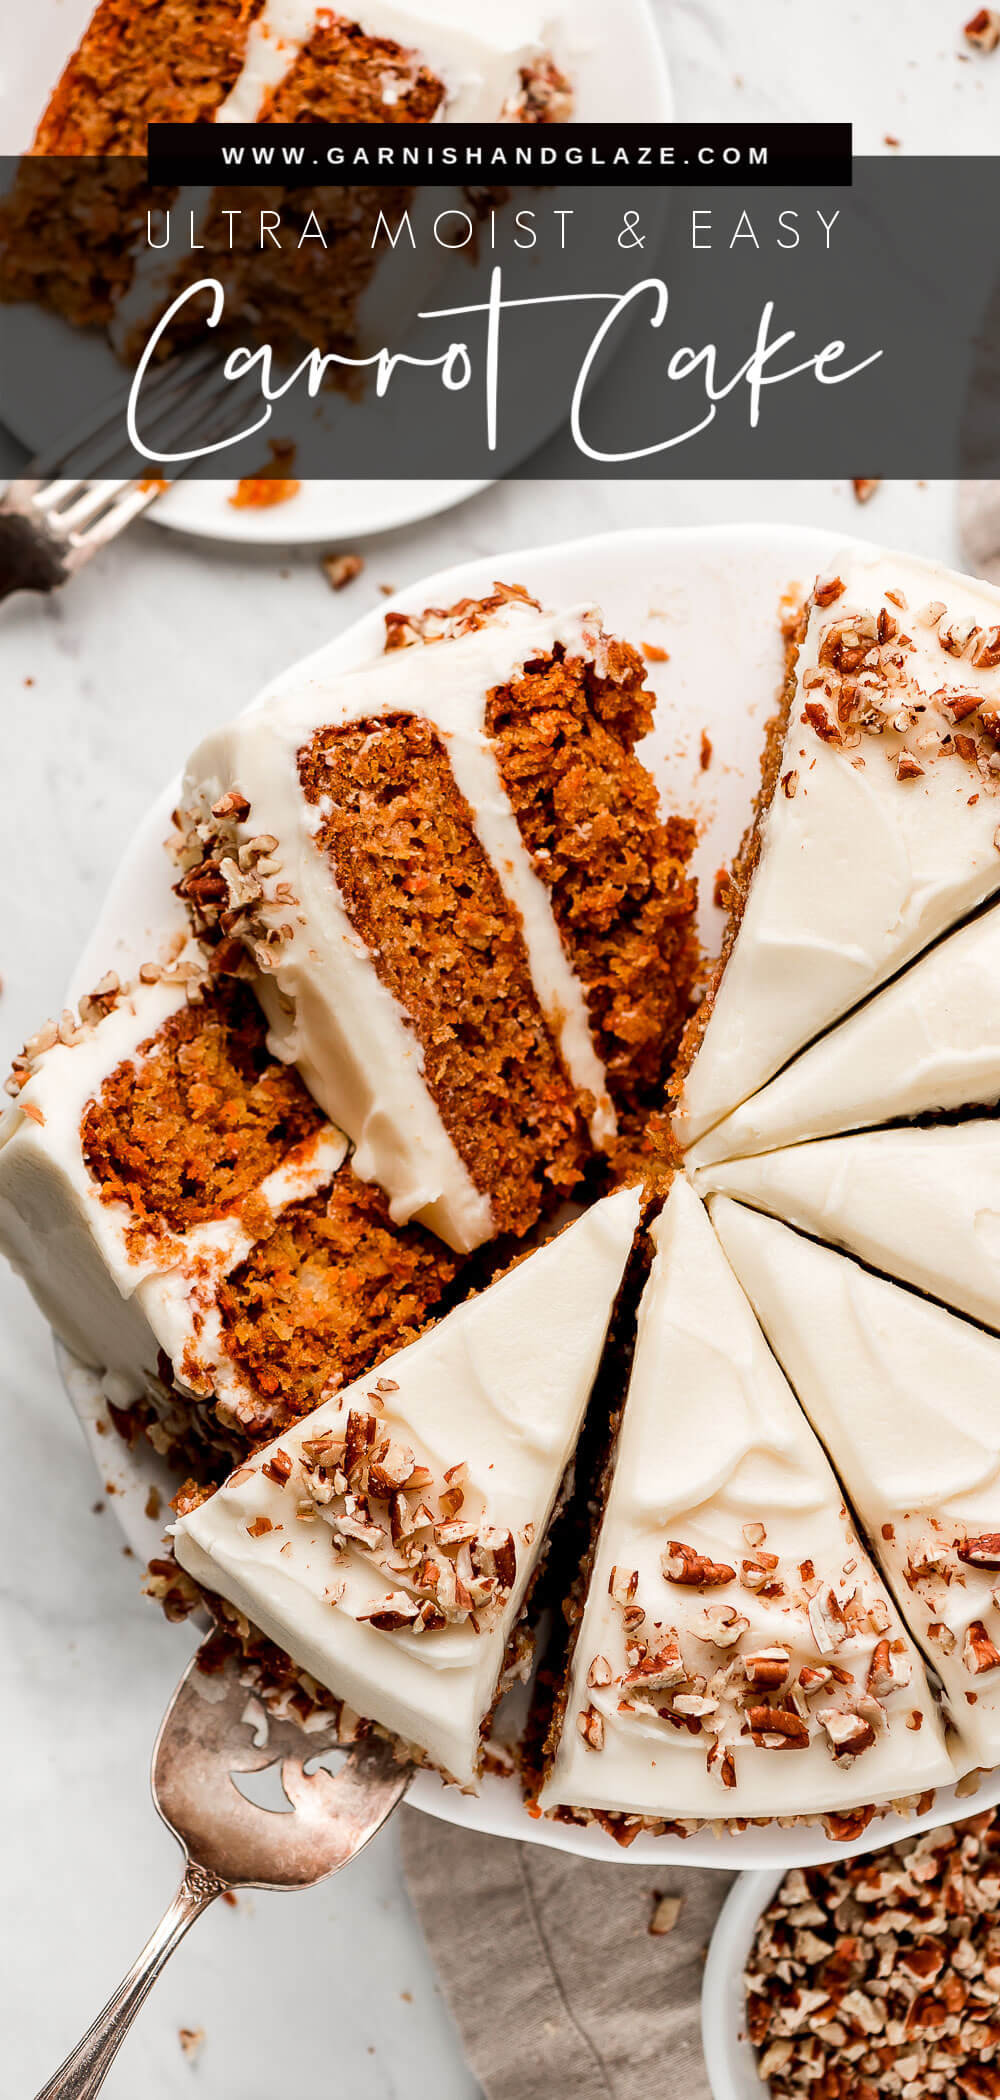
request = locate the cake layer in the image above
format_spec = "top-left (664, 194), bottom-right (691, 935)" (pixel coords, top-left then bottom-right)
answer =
top-left (688, 899), bottom-right (1000, 1171)
top-left (178, 590), bottom-right (695, 1253)
top-left (675, 548), bottom-right (1000, 1151)
top-left (698, 1122), bottom-right (1000, 1338)
top-left (539, 1180), bottom-right (951, 1825)
top-left (175, 1185), bottom-right (642, 1786)
top-left (0, 965), bottom-right (456, 1440)
top-left (711, 1197), bottom-right (1000, 1772)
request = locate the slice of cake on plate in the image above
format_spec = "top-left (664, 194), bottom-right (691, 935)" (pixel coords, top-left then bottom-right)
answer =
top-left (173, 1185), bottom-right (641, 1789)
top-left (674, 547), bottom-right (1000, 1153)
top-left (697, 1122), bottom-right (1000, 1338)
top-left (4, 4), bottom-right (574, 359)
top-left (0, 960), bottom-right (458, 1459)
top-left (711, 1196), bottom-right (1000, 1774)
top-left (687, 898), bottom-right (1000, 1170)
top-left (32, 0), bottom-right (574, 147)
top-left (176, 585), bottom-right (697, 1253)
top-left (538, 1179), bottom-right (951, 1834)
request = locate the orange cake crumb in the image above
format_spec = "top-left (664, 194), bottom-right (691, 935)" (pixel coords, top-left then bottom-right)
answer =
top-left (81, 981), bottom-right (323, 1246)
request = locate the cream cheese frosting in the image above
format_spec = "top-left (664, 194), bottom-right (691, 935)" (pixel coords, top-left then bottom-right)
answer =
top-left (175, 1185), bottom-right (641, 1787)
top-left (540, 1180), bottom-right (951, 1824)
top-left (213, 0), bottom-right (569, 124)
top-left (697, 1122), bottom-right (1000, 1338)
top-left (0, 964), bottom-right (349, 1407)
top-left (687, 900), bottom-right (1000, 1171)
top-left (675, 547), bottom-right (1000, 1152)
top-left (179, 598), bottom-right (620, 1254)
top-left (710, 1197), bottom-right (1000, 1772)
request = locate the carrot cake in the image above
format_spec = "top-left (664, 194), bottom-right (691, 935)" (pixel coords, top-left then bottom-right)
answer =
top-left (175, 586), bottom-right (698, 1253)
top-left (697, 1122), bottom-right (1000, 1339)
top-left (687, 896), bottom-right (1000, 1170)
top-left (539, 1180), bottom-right (953, 1830)
top-left (711, 1197), bottom-right (1000, 1775)
top-left (673, 548), bottom-right (1000, 1154)
top-left (0, 958), bottom-right (459, 1458)
top-left (2, 3), bottom-right (574, 358)
top-left (32, 1), bottom-right (575, 149)
top-left (173, 1184), bottom-right (641, 1787)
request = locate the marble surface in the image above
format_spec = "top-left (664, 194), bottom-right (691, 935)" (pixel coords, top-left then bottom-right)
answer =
top-left (2, 4), bottom-right (997, 2095)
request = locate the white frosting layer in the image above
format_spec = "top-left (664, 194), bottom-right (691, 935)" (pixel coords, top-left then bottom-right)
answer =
top-left (175, 1185), bottom-right (641, 1786)
top-left (541, 1181), bottom-right (951, 1822)
top-left (711, 1197), bottom-right (1000, 1771)
top-left (676, 547), bottom-right (1000, 1150)
top-left (0, 970), bottom-right (348, 1395)
top-left (698, 1122), bottom-right (1000, 1338)
top-left (688, 900), bottom-right (1000, 1171)
top-left (182, 600), bottom-right (618, 1253)
top-left (214, 0), bottom-right (565, 124)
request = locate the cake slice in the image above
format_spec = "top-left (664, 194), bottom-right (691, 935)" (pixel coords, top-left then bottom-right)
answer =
top-left (697, 1122), bottom-right (1000, 1338)
top-left (687, 899), bottom-right (1000, 1170)
top-left (177, 587), bottom-right (697, 1253)
top-left (711, 1196), bottom-right (1000, 1773)
top-left (674, 548), bottom-right (1000, 1152)
top-left (539, 1180), bottom-right (951, 1830)
top-left (32, 0), bottom-right (573, 149)
top-left (0, 961), bottom-right (458, 1455)
top-left (174, 1185), bottom-right (642, 1788)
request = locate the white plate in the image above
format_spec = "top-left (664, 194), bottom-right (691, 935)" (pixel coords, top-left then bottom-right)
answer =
top-left (56, 518), bottom-right (1000, 1867)
top-left (701, 1869), bottom-right (784, 2100)
top-left (0, 0), bottom-right (672, 545)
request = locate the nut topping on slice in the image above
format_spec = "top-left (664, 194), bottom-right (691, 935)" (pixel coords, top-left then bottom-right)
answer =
top-left (747, 1707), bottom-right (810, 1749)
top-left (660, 1541), bottom-right (736, 1588)
top-left (957, 1534), bottom-right (1000, 1571)
top-left (963, 1621), bottom-right (1000, 1674)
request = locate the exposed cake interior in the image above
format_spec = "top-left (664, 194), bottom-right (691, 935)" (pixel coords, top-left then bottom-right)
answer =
top-left (213, 1172), bottom-right (459, 1429)
top-left (298, 712), bottom-right (592, 1239)
top-left (80, 979), bottom-right (324, 1249)
top-left (177, 588), bottom-right (698, 1253)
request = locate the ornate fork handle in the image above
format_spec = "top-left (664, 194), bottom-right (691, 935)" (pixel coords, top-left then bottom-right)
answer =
top-left (35, 1860), bottom-right (229, 2100)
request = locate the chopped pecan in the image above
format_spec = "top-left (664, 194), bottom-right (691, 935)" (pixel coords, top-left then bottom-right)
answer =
top-left (661, 1541), bottom-right (735, 1588)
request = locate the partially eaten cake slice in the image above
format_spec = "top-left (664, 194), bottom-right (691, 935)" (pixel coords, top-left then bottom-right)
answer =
top-left (674, 548), bottom-right (1000, 1154)
top-left (177, 586), bottom-right (697, 1253)
top-left (173, 1185), bottom-right (642, 1788)
top-left (697, 1122), bottom-right (1000, 1339)
top-left (687, 896), bottom-right (1000, 1171)
top-left (0, 961), bottom-right (458, 1458)
top-left (711, 1197), bottom-right (1000, 1775)
top-left (539, 1180), bottom-right (951, 1832)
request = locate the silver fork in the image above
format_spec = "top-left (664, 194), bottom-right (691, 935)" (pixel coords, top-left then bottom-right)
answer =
top-left (35, 1635), bottom-right (413, 2100)
top-left (0, 348), bottom-right (251, 599)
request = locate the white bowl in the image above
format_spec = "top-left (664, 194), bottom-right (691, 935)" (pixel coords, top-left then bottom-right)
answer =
top-left (701, 1869), bottom-right (784, 2100)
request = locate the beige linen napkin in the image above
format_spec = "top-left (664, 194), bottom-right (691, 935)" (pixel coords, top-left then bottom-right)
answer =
top-left (401, 1808), bottom-right (733, 2098)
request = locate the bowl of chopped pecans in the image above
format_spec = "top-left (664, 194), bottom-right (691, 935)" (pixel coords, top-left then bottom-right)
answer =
top-left (702, 1813), bottom-right (1000, 2100)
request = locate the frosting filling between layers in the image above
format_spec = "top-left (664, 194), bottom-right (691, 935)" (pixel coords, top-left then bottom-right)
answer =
top-left (710, 1197), bottom-right (1000, 1773)
top-left (697, 1121), bottom-right (1000, 1339)
top-left (540, 1180), bottom-right (952, 1823)
top-left (175, 1185), bottom-right (641, 1786)
top-left (675, 547), bottom-right (1000, 1152)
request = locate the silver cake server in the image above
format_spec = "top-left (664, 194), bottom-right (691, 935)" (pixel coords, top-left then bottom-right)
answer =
top-left (35, 1634), bottom-right (412, 2100)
